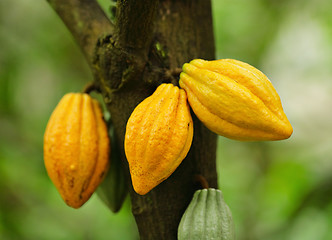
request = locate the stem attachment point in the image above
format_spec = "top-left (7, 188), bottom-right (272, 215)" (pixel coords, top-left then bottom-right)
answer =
top-left (194, 174), bottom-right (209, 189)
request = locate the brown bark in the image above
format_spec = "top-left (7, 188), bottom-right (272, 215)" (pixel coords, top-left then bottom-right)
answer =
top-left (47, 0), bottom-right (217, 239)
top-left (46, 0), bottom-right (113, 67)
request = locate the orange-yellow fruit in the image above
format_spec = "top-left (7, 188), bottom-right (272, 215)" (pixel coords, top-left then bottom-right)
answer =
top-left (125, 84), bottom-right (193, 195)
top-left (179, 59), bottom-right (293, 141)
top-left (43, 93), bottom-right (110, 208)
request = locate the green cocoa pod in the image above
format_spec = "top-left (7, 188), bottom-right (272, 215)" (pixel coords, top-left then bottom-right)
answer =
top-left (97, 124), bottom-right (128, 213)
top-left (178, 188), bottom-right (235, 240)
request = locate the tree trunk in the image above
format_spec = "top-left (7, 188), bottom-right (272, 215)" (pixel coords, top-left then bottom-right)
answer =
top-left (47, 0), bottom-right (217, 239)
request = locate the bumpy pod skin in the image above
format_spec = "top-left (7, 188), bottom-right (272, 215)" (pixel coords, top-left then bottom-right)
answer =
top-left (43, 93), bottom-right (110, 208)
top-left (179, 59), bottom-right (293, 141)
top-left (178, 188), bottom-right (235, 240)
top-left (125, 84), bottom-right (193, 195)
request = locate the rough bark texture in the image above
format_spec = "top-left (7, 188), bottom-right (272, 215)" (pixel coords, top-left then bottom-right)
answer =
top-left (47, 0), bottom-right (217, 239)
top-left (47, 0), bottom-right (114, 67)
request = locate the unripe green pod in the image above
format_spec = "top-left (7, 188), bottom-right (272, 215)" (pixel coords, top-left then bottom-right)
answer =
top-left (97, 124), bottom-right (128, 213)
top-left (178, 188), bottom-right (235, 240)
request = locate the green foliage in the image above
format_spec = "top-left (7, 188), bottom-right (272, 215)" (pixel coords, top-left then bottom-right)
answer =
top-left (213, 0), bottom-right (332, 239)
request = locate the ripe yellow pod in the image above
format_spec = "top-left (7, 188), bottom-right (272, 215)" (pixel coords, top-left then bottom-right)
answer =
top-left (44, 93), bottom-right (110, 208)
top-left (125, 84), bottom-right (193, 195)
top-left (179, 59), bottom-right (293, 141)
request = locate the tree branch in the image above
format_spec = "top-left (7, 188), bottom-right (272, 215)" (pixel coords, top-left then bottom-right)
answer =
top-left (47, 0), bottom-right (217, 238)
top-left (47, 0), bottom-right (114, 66)
top-left (115, 0), bottom-right (158, 51)
top-left (93, 0), bottom-right (159, 93)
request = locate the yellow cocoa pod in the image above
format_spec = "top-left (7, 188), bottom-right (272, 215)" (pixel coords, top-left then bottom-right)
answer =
top-left (43, 93), bottom-right (110, 208)
top-left (179, 59), bottom-right (293, 141)
top-left (125, 84), bottom-right (193, 195)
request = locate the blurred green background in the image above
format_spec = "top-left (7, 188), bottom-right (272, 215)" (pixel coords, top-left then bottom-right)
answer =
top-left (1, 0), bottom-right (332, 239)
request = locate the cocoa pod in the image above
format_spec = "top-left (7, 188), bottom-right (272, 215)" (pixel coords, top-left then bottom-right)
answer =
top-left (97, 124), bottom-right (128, 213)
top-left (179, 58), bottom-right (293, 141)
top-left (178, 188), bottom-right (235, 240)
top-left (43, 93), bottom-right (110, 208)
top-left (125, 84), bottom-right (193, 195)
